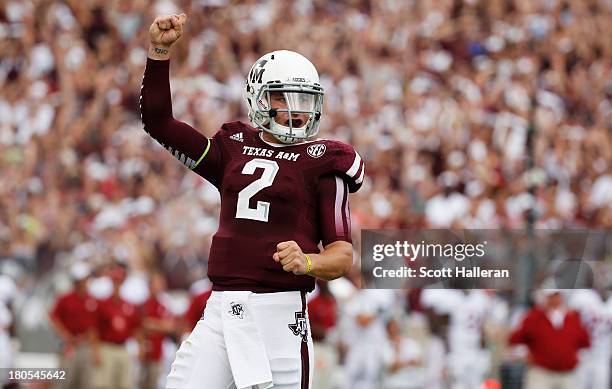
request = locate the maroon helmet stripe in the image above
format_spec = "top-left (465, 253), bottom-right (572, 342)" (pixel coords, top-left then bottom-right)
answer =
top-left (300, 291), bottom-right (310, 389)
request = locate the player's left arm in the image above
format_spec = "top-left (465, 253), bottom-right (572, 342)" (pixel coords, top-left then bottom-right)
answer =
top-left (274, 175), bottom-right (355, 280)
top-left (274, 240), bottom-right (352, 281)
top-left (312, 240), bottom-right (353, 280)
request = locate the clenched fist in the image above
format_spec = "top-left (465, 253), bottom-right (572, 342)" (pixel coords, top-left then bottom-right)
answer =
top-left (273, 241), bottom-right (310, 276)
top-left (150, 13), bottom-right (187, 47)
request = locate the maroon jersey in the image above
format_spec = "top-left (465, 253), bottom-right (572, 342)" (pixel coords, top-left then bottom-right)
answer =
top-left (140, 58), bottom-right (365, 292)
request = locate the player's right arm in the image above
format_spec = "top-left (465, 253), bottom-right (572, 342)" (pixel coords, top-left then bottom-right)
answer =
top-left (141, 14), bottom-right (224, 187)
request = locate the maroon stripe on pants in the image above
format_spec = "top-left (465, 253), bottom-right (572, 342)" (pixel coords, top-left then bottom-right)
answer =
top-left (300, 291), bottom-right (310, 389)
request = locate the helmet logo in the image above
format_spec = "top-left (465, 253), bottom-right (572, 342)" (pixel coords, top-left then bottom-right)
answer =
top-left (249, 59), bottom-right (268, 84)
top-left (250, 68), bottom-right (265, 83)
top-left (307, 144), bottom-right (326, 158)
top-left (292, 77), bottom-right (306, 82)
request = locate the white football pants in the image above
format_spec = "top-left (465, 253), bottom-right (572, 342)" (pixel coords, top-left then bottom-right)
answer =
top-left (166, 290), bottom-right (313, 389)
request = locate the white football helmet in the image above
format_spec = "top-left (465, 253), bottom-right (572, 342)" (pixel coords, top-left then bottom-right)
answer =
top-left (244, 50), bottom-right (324, 144)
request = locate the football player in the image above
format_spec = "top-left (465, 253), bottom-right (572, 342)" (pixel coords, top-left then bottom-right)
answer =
top-left (421, 289), bottom-right (492, 389)
top-left (568, 289), bottom-right (612, 389)
top-left (140, 14), bottom-right (364, 389)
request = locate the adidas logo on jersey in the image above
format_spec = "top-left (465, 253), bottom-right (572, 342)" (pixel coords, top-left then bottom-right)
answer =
top-left (230, 132), bottom-right (244, 142)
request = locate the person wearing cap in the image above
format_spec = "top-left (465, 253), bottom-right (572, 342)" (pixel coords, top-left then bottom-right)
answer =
top-left (508, 290), bottom-right (590, 389)
top-left (91, 264), bottom-right (142, 389)
top-left (140, 272), bottom-right (175, 389)
top-left (49, 262), bottom-right (98, 389)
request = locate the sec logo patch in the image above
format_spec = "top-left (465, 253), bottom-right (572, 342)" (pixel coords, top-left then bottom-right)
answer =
top-left (307, 144), bottom-right (326, 158)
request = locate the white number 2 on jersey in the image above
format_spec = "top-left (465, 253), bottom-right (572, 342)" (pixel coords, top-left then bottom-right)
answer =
top-left (235, 158), bottom-right (279, 222)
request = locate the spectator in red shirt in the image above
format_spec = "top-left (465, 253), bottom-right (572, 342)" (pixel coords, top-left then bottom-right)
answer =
top-left (182, 286), bottom-right (212, 334)
top-left (49, 262), bottom-right (97, 389)
top-left (307, 280), bottom-right (338, 389)
top-left (509, 290), bottom-right (590, 389)
top-left (91, 264), bottom-right (142, 389)
top-left (309, 280), bottom-right (338, 341)
top-left (140, 272), bottom-right (175, 389)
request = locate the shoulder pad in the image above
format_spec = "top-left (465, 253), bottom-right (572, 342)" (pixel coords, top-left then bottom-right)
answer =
top-left (326, 140), bottom-right (365, 193)
top-left (220, 121), bottom-right (258, 134)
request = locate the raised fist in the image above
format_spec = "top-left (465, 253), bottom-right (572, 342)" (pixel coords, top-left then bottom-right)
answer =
top-left (149, 13), bottom-right (187, 47)
top-left (273, 240), bottom-right (309, 275)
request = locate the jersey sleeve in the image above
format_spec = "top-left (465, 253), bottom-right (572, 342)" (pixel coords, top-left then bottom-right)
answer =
top-left (140, 58), bottom-right (224, 187)
top-left (318, 174), bottom-right (352, 246)
top-left (330, 141), bottom-right (365, 193)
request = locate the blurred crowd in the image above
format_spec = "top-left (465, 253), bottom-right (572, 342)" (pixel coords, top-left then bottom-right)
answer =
top-left (0, 0), bottom-right (611, 388)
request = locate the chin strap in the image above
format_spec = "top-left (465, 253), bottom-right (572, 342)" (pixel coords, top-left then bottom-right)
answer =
top-left (272, 134), bottom-right (302, 144)
top-left (269, 117), bottom-right (309, 144)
